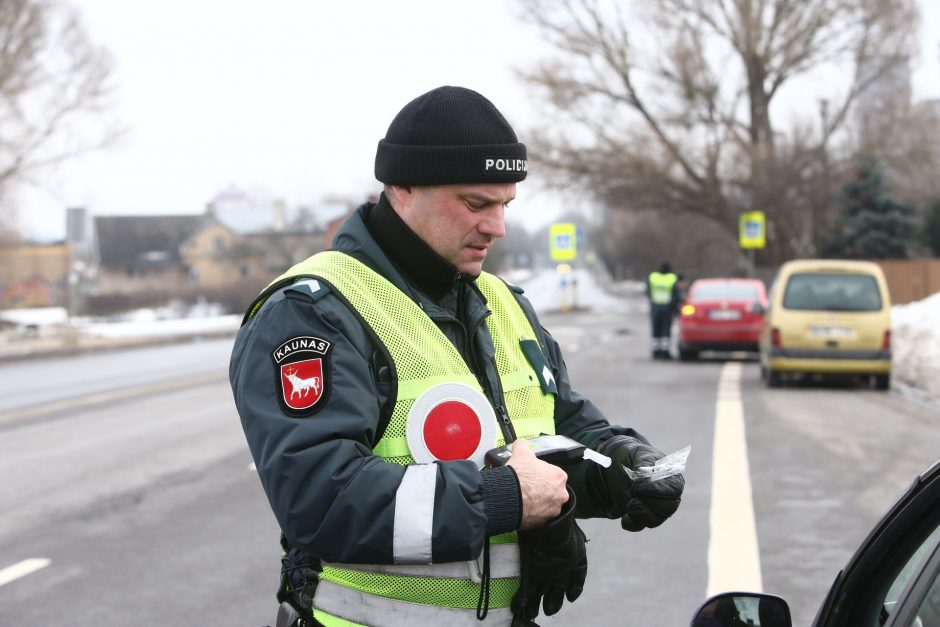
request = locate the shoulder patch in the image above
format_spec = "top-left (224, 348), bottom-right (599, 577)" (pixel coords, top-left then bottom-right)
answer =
top-left (272, 335), bottom-right (333, 417)
top-left (285, 278), bottom-right (331, 302)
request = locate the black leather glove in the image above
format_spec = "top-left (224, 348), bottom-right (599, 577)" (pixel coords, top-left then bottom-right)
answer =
top-left (595, 435), bottom-right (684, 532)
top-left (512, 486), bottom-right (588, 621)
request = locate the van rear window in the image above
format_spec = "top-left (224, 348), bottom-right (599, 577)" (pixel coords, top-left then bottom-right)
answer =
top-left (782, 273), bottom-right (882, 312)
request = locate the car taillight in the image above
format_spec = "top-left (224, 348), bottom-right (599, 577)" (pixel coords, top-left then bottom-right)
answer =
top-left (681, 304), bottom-right (696, 316)
top-left (882, 330), bottom-right (891, 350)
top-left (771, 328), bottom-right (781, 348)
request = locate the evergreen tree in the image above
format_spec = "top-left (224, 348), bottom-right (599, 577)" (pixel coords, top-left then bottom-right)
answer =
top-left (924, 200), bottom-right (940, 257)
top-left (824, 157), bottom-right (919, 259)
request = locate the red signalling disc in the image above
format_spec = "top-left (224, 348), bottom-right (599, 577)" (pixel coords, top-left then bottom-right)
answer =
top-left (406, 382), bottom-right (497, 468)
top-left (423, 400), bottom-right (483, 461)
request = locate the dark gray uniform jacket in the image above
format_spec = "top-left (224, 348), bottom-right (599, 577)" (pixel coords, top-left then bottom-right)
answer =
top-left (229, 198), bottom-right (641, 566)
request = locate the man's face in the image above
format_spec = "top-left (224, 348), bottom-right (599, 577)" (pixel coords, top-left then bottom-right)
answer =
top-left (395, 183), bottom-right (515, 276)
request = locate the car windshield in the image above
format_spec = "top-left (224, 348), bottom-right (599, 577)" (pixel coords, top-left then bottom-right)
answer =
top-left (692, 283), bottom-right (761, 301)
top-left (782, 272), bottom-right (882, 312)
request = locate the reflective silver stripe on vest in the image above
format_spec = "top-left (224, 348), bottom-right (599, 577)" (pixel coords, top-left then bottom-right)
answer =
top-left (314, 579), bottom-right (514, 626)
top-left (393, 463), bottom-right (437, 564)
top-left (329, 542), bottom-right (520, 580)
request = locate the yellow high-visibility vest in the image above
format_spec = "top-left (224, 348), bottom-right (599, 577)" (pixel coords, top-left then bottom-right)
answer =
top-left (261, 251), bottom-right (556, 626)
top-left (649, 271), bottom-right (678, 305)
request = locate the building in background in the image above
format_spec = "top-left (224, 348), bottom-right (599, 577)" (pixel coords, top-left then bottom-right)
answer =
top-left (0, 242), bottom-right (69, 308)
top-left (206, 184), bottom-right (357, 237)
top-left (207, 185), bottom-right (277, 235)
top-left (2, 185), bottom-right (362, 312)
top-left (93, 214), bottom-right (264, 295)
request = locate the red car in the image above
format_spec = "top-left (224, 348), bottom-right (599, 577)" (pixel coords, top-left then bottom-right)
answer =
top-left (677, 278), bottom-right (768, 360)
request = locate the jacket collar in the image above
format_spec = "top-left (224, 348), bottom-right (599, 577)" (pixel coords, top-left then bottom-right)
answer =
top-left (332, 197), bottom-right (482, 313)
top-left (364, 194), bottom-right (459, 301)
top-left (331, 199), bottom-right (495, 365)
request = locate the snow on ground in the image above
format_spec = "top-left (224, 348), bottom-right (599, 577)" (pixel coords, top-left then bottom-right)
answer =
top-left (891, 291), bottom-right (940, 402)
top-left (0, 307), bottom-right (68, 327)
top-left (76, 313), bottom-right (242, 338)
top-left (512, 267), bottom-right (640, 314)
top-left (0, 304), bottom-right (241, 339)
top-left (1, 273), bottom-right (938, 404)
top-left (73, 301), bottom-right (241, 338)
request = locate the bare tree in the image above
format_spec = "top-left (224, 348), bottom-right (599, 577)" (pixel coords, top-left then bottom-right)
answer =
top-left (0, 0), bottom-right (118, 243)
top-left (855, 100), bottom-right (940, 213)
top-left (594, 208), bottom-right (748, 280)
top-left (517, 0), bottom-right (918, 264)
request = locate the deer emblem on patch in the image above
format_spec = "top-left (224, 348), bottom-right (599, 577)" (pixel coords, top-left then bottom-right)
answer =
top-left (272, 335), bottom-right (332, 415)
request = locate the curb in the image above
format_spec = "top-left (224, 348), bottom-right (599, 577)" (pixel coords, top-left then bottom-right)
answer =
top-left (0, 330), bottom-right (238, 364)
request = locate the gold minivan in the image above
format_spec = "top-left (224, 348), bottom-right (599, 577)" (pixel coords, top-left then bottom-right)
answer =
top-left (759, 259), bottom-right (892, 389)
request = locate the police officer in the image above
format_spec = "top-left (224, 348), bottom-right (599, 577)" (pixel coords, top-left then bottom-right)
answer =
top-left (230, 86), bottom-right (685, 626)
top-left (648, 262), bottom-right (680, 359)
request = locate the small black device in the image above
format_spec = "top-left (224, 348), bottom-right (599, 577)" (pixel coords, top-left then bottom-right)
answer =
top-left (485, 434), bottom-right (593, 468)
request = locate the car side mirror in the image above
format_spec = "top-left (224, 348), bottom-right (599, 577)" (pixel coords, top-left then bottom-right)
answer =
top-left (690, 592), bottom-right (791, 627)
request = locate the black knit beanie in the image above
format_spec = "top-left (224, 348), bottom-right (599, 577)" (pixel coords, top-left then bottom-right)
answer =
top-left (374, 86), bottom-right (527, 186)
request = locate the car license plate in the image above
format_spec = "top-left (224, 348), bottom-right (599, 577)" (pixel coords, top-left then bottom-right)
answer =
top-left (709, 310), bottom-right (741, 320)
top-left (810, 325), bottom-right (853, 337)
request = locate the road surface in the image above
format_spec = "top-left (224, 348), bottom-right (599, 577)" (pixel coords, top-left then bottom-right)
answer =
top-left (1, 268), bottom-right (938, 626)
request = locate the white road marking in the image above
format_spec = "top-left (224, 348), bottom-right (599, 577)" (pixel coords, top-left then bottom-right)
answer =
top-left (0, 558), bottom-right (51, 587)
top-left (248, 462), bottom-right (256, 472)
top-left (706, 362), bottom-right (763, 596)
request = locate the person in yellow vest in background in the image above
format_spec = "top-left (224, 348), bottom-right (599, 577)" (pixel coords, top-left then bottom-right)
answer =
top-left (229, 86), bottom-right (685, 627)
top-left (647, 262), bottom-right (680, 359)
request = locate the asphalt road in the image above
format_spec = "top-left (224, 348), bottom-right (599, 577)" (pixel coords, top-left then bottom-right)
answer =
top-left (1, 269), bottom-right (938, 626)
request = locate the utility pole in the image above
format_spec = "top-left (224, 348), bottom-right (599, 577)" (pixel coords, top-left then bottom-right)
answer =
top-left (815, 97), bottom-right (831, 257)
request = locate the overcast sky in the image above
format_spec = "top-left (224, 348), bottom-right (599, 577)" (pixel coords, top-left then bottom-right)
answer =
top-left (17, 0), bottom-right (940, 241)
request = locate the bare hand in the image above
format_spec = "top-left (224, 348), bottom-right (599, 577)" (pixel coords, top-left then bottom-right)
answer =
top-left (507, 438), bottom-right (570, 530)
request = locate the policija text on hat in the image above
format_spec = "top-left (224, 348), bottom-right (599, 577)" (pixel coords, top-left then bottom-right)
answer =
top-left (229, 86), bottom-right (685, 627)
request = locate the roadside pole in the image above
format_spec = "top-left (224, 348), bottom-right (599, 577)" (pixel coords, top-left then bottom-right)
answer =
top-left (549, 223), bottom-right (578, 311)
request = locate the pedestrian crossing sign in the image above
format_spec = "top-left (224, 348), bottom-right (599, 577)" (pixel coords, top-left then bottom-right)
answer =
top-left (739, 211), bottom-right (766, 249)
top-left (549, 223), bottom-right (577, 261)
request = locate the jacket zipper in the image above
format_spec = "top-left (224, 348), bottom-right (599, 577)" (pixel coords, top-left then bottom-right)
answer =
top-left (466, 313), bottom-right (516, 444)
top-left (495, 402), bottom-right (516, 444)
top-left (430, 275), bottom-right (518, 444)
top-left (433, 309), bottom-right (516, 445)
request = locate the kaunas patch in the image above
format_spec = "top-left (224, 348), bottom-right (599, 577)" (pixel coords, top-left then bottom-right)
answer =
top-left (272, 336), bottom-right (332, 417)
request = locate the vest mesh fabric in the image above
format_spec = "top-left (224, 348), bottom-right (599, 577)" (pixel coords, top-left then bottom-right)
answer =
top-left (320, 567), bottom-right (519, 609)
top-left (262, 251), bottom-right (555, 460)
top-left (276, 252), bottom-right (483, 465)
top-left (649, 271), bottom-right (677, 305)
top-left (476, 274), bottom-right (555, 442)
